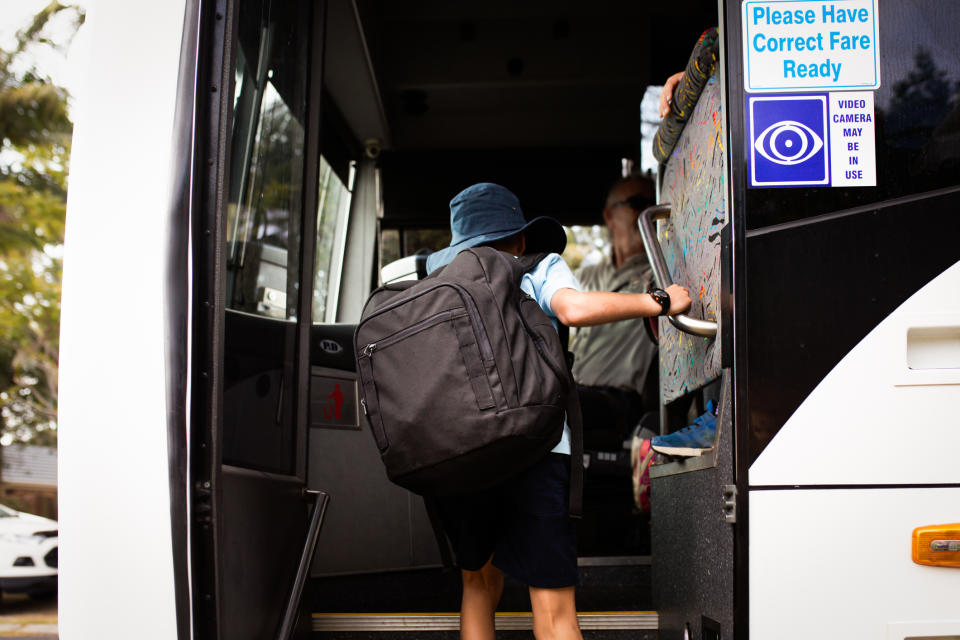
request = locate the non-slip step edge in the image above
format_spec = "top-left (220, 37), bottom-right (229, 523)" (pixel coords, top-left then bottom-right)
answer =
top-left (312, 612), bottom-right (658, 632)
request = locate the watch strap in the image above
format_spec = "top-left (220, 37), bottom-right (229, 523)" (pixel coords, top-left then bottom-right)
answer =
top-left (647, 287), bottom-right (671, 316)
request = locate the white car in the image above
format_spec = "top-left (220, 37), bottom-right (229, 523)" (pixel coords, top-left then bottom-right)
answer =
top-left (0, 504), bottom-right (57, 596)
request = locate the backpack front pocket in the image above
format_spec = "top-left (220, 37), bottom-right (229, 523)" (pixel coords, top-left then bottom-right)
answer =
top-left (357, 309), bottom-right (497, 455)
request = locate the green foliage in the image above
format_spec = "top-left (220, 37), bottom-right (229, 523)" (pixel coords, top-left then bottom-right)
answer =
top-left (562, 225), bottom-right (608, 272)
top-left (886, 48), bottom-right (957, 148)
top-left (0, 82), bottom-right (71, 147)
top-left (0, 2), bottom-right (84, 445)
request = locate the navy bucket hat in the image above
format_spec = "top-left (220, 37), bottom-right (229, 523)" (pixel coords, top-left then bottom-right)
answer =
top-left (426, 183), bottom-right (567, 273)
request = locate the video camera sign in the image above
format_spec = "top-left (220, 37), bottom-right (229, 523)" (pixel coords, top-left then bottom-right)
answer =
top-left (750, 95), bottom-right (828, 186)
top-left (748, 92), bottom-right (876, 188)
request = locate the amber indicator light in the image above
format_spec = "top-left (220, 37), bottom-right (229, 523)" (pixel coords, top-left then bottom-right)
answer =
top-left (912, 523), bottom-right (960, 568)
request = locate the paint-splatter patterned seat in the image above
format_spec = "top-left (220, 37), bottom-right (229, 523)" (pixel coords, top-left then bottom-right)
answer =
top-left (655, 62), bottom-right (725, 404)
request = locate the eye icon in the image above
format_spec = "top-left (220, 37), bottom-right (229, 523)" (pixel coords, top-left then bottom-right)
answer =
top-left (754, 120), bottom-right (824, 165)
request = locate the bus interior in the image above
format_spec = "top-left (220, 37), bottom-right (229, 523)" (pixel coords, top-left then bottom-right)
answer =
top-left (209, 0), bottom-right (719, 636)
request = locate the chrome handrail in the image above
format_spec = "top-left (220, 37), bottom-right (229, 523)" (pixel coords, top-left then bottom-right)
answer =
top-left (637, 205), bottom-right (718, 338)
top-left (275, 489), bottom-right (330, 640)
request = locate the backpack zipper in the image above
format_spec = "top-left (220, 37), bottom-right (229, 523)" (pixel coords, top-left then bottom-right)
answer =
top-left (360, 310), bottom-right (459, 356)
top-left (360, 282), bottom-right (493, 361)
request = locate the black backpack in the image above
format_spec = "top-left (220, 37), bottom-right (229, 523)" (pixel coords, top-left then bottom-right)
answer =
top-left (354, 246), bottom-right (583, 516)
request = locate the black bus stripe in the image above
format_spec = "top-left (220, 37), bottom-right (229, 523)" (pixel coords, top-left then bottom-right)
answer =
top-left (745, 184), bottom-right (960, 239)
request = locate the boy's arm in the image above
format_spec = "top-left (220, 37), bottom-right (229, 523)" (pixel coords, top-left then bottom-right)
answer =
top-left (550, 284), bottom-right (692, 328)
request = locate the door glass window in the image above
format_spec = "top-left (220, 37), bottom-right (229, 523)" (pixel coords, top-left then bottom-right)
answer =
top-left (378, 227), bottom-right (451, 276)
top-left (377, 226), bottom-right (601, 274)
top-left (313, 157), bottom-right (352, 323)
top-left (222, 0), bottom-right (310, 474)
top-left (226, 1), bottom-right (307, 319)
top-left (380, 228), bottom-right (401, 268)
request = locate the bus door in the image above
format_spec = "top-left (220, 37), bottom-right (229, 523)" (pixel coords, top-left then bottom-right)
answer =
top-left (192, 0), bottom-right (326, 637)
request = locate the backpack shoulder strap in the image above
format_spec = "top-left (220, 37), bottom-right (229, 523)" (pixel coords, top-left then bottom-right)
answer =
top-left (507, 249), bottom-right (584, 517)
top-left (530, 328), bottom-right (583, 519)
top-left (515, 252), bottom-right (550, 277)
top-left (566, 384), bottom-right (584, 519)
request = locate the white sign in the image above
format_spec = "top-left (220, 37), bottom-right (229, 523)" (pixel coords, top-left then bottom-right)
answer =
top-left (742, 0), bottom-right (880, 92)
top-left (828, 91), bottom-right (876, 186)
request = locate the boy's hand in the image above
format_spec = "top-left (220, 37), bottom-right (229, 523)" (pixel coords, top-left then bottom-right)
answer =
top-left (665, 284), bottom-right (691, 315)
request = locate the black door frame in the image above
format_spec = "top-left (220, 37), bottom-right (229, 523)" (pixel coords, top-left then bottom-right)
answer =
top-left (189, 0), bottom-right (326, 637)
top-left (719, 2), bottom-right (751, 639)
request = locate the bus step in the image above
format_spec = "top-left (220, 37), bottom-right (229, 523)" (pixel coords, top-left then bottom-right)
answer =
top-left (310, 563), bottom-right (652, 614)
top-left (312, 611), bottom-right (658, 633)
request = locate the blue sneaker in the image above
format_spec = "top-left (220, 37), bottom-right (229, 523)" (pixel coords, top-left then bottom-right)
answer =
top-left (651, 400), bottom-right (717, 457)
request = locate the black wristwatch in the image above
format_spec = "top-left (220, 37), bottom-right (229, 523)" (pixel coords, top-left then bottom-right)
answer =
top-left (647, 287), bottom-right (671, 316)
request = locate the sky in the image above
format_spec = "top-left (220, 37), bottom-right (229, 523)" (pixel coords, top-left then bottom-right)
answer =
top-left (0, 0), bottom-right (91, 105)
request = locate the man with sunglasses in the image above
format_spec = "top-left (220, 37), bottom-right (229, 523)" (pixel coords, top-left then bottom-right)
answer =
top-left (569, 175), bottom-right (660, 453)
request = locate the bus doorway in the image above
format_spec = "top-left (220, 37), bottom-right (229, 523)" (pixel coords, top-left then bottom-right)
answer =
top-left (294, 0), bottom-right (718, 636)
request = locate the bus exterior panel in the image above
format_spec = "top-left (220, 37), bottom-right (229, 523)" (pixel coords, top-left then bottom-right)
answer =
top-left (750, 261), bottom-right (960, 487)
top-left (58, 0), bottom-right (194, 637)
top-left (750, 488), bottom-right (960, 640)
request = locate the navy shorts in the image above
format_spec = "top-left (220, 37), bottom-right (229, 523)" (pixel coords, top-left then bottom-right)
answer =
top-left (435, 453), bottom-right (578, 589)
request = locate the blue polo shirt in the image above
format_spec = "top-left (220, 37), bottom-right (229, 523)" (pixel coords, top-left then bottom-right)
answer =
top-left (519, 253), bottom-right (581, 455)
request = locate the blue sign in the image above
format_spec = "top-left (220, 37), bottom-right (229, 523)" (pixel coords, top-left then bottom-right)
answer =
top-left (749, 94), bottom-right (829, 187)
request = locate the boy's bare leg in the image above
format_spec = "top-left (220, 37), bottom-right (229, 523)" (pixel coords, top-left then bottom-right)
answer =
top-left (460, 556), bottom-right (504, 640)
top-left (529, 586), bottom-right (582, 640)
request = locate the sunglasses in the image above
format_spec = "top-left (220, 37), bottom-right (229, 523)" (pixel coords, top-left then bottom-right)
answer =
top-left (610, 194), bottom-right (655, 211)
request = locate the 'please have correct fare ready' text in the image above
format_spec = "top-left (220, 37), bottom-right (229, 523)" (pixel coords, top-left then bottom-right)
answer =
top-left (748, 4), bottom-right (874, 83)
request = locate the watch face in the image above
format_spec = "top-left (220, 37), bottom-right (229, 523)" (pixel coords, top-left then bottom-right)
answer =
top-left (650, 289), bottom-right (669, 313)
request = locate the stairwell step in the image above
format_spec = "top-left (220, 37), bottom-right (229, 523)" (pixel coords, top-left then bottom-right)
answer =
top-left (312, 611), bottom-right (658, 632)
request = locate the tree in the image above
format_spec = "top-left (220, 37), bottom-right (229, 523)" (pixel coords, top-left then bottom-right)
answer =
top-left (886, 48), bottom-right (954, 148)
top-left (0, 2), bottom-right (84, 445)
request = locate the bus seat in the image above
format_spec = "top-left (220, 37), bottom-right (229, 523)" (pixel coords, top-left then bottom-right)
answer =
top-left (380, 252), bottom-right (430, 284)
top-left (655, 70), bottom-right (725, 404)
